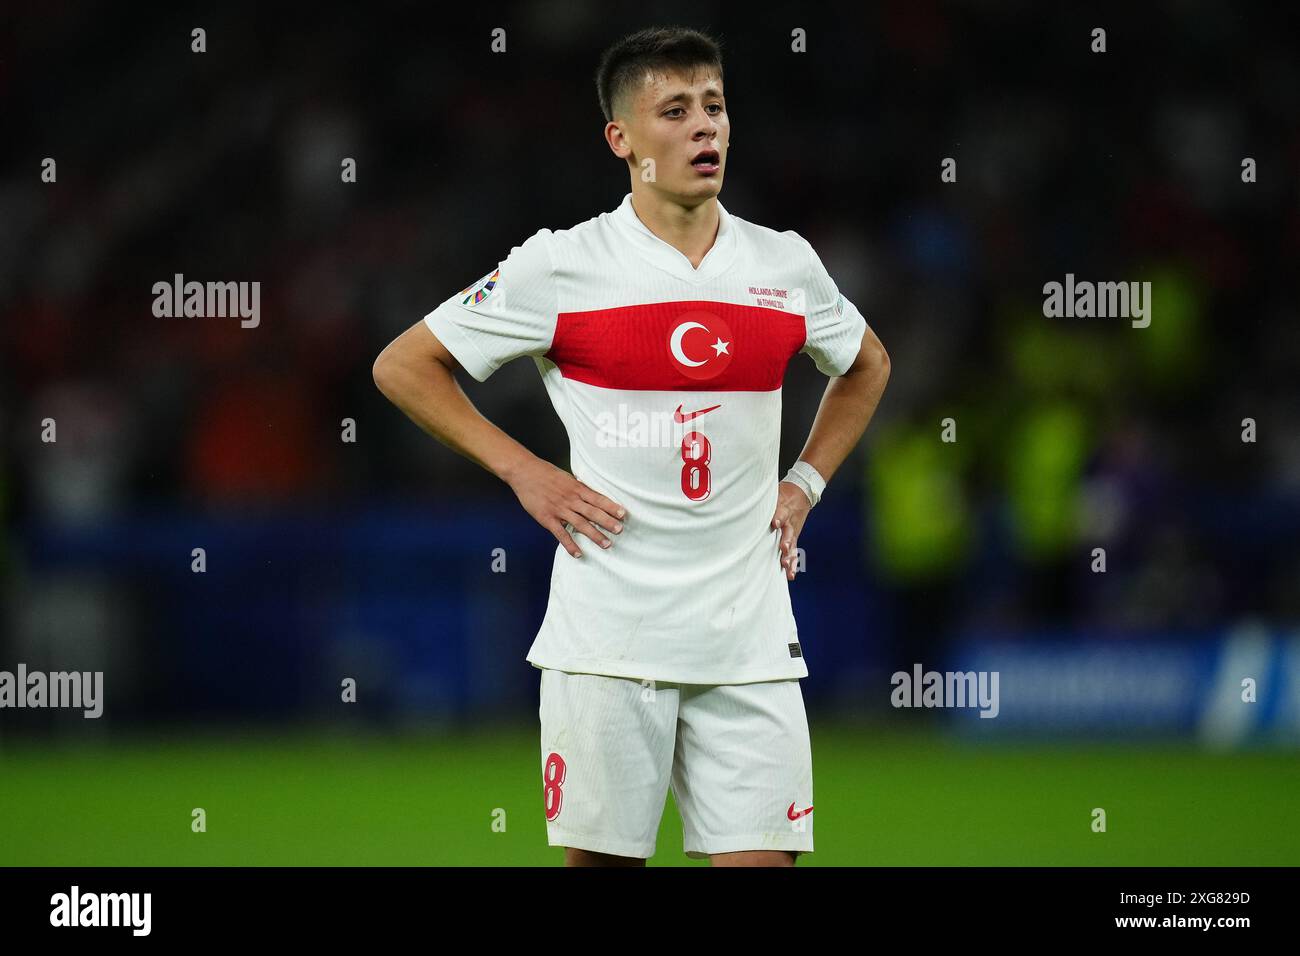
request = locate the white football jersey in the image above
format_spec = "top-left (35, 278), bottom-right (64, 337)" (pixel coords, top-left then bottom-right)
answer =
top-left (423, 192), bottom-right (867, 684)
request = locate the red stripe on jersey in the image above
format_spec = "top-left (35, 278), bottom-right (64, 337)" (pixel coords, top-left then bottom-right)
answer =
top-left (547, 300), bottom-right (807, 391)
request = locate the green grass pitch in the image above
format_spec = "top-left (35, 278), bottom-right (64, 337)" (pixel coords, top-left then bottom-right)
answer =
top-left (2, 724), bottom-right (1296, 866)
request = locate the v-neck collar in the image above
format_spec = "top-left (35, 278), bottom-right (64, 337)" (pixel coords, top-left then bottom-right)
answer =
top-left (611, 192), bottom-right (737, 284)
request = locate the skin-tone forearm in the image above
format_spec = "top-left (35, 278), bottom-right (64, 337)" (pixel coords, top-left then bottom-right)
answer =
top-left (373, 321), bottom-right (626, 559)
top-left (794, 327), bottom-right (891, 483)
top-left (771, 325), bottom-right (891, 580)
top-left (375, 339), bottom-right (533, 483)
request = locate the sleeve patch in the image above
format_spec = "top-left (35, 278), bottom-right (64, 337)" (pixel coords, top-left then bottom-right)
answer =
top-left (460, 268), bottom-right (500, 307)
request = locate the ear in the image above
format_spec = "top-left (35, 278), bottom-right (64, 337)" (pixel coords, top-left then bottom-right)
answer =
top-left (604, 120), bottom-right (632, 160)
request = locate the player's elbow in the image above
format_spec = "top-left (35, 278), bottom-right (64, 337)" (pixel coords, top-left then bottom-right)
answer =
top-left (858, 335), bottom-right (890, 381)
top-left (372, 347), bottom-right (398, 399)
top-left (874, 342), bottom-right (891, 379)
top-left (857, 327), bottom-right (889, 374)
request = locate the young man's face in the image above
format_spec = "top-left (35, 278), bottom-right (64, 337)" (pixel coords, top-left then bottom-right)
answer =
top-left (612, 66), bottom-right (729, 206)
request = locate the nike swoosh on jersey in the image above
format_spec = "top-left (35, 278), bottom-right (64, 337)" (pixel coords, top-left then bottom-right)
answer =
top-left (673, 403), bottom-right (722, 423)
top-left (787, 802), bottom-right (814, 820)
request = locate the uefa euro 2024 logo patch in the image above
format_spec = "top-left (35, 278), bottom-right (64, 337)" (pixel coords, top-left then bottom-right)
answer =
top-left (460, 267), bottom-right (500, 307)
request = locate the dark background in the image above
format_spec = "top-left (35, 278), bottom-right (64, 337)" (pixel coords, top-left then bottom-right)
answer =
top-left (1, 1), bottom-right (1298, 865)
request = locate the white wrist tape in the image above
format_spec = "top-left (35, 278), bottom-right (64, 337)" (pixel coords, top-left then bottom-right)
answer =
top-left (782, 460), bottom-right (826, 508)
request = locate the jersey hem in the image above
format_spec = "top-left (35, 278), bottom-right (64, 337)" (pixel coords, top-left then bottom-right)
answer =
top-left (526, 653), bottom-right (808, 685)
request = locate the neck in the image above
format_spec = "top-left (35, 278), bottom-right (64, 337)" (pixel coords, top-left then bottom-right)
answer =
top-left (629, 189), bottom-right (720, 270)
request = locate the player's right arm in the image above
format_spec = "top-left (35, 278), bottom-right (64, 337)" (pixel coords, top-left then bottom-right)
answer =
top-left (372, 318), bottom-right (624, 558)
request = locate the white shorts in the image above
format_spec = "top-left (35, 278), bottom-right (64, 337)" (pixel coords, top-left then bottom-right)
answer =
top-left (538, 667), bottom-right (814, 860)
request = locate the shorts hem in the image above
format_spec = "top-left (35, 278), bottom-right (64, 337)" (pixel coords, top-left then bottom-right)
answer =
top-left (546, 828), bottom-right (655, 860)
top-left (683, 834), bottom-right (813, 860)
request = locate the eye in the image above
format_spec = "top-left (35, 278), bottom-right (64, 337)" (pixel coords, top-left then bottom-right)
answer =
top-left (665, 104), bottom-right (723, 118)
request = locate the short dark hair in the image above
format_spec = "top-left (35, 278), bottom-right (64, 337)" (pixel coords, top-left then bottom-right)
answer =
top-left (595, 26), bottom-right (724, 123)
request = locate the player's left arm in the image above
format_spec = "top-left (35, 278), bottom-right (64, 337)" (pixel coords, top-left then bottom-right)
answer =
top-left (772, 323), bottom-right (890, 580)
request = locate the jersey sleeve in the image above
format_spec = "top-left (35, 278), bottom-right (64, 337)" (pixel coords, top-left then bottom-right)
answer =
top-left (422, 229), bottom-right (558, 382)
top-left (789, 231), bottom-right (868, 377)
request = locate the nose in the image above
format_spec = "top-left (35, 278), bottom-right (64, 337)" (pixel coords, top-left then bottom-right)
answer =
top-left (691, 106), bottom-right (719, 139)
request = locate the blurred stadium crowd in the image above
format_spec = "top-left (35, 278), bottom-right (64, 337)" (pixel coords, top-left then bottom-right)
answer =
top-left (2, 3), bottom-right (1298, 725)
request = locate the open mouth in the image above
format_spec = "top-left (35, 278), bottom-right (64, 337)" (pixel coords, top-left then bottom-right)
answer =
top-left (690, 148), bottom-right (720, 172)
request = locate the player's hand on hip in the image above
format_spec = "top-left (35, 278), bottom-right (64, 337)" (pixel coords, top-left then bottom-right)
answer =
top-left (508, 457), bottom-right (626, 558)
top-left (771, 481), bottom-right (811, 581)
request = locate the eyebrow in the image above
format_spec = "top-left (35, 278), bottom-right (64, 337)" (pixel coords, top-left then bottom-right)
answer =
top-left (653, 87), bottom-right (725, 110)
